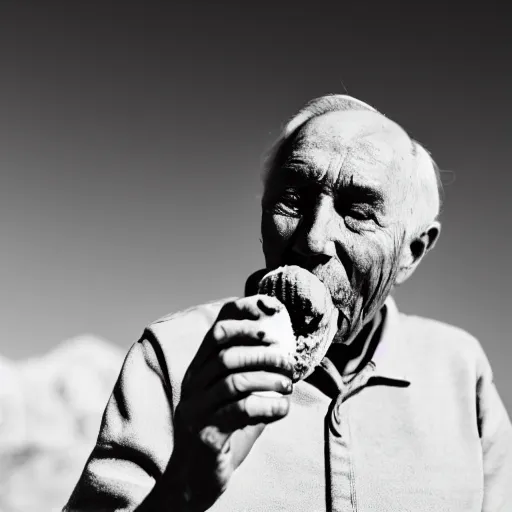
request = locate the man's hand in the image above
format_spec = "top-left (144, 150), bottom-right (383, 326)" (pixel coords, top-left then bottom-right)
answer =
top-left (166, 295), bottom-right (295, 511)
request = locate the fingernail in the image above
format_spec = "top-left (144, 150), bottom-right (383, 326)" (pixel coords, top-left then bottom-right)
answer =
top-left (220, 439), bottom-right (231, 455)
top-left (280, 379), bottom-right (292, 393)
top-left (276, 397), bottom-right (289, 415)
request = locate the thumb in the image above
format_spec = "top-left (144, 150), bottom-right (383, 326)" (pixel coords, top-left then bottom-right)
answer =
top-left (228, 424), bottom-right (266, 469)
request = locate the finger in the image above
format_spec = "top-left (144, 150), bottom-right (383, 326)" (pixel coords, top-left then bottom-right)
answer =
top-left (211, 394), bottom-right (291, 433)
top-left (185, 318), bottom-right (266, 378)
top-left (187, 298), bottom-right (259, 370)
top-left (210, 319), bottom-right (286, 349)
top-left (217, 295), bottom-right (285, 322)
top-left (189, 395), bottom-right (290, 452)
top-left (218, 370), bottom-right (293, 402)
top-left (188, 295), bottom-right (286, 371)
top-left (186, 345), bottom-right (295, 394)
top-left (179, 371), bottom-right (293, 426)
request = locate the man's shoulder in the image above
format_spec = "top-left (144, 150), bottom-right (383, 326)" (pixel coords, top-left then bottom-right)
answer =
top-left (397, 307), bottom-right (490, 376)
top-left (142, 297), bottom-right (237, 381)
top-left (151, 297), bottom-right (235, 327)
top-left (148, 296), bottom-right (236, 344)
top-left (400, 309), bottom-right (478, 345)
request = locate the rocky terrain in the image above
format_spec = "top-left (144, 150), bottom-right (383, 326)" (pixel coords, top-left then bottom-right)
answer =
top-left (0, 336), bottom-right (125, 512)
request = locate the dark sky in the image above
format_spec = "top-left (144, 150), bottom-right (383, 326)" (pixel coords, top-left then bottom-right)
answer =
top-left (1, 2), bottom-right (511, 411)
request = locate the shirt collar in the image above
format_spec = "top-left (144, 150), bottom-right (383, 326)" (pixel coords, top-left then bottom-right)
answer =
top-left (307, 295), bottom-right (410, 397)
top-left (370, 295), bottom-right (410, 383)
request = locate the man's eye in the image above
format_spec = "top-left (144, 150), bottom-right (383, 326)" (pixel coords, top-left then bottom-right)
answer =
top-left (344, 204), bottom-right (377, 224)
top-left (274, 190), bottom-right (302, 217)
top-left (347, 208), bottom-right (371, 221)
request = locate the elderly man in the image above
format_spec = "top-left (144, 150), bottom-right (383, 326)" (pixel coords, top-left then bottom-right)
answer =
top-left (65, 95), bottom-right (512, 511)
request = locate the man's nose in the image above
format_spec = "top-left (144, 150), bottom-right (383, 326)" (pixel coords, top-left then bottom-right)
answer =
top-left (292, 197), bottom-right (337, 260)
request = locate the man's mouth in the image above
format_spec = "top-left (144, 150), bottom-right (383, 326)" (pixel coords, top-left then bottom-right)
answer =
top-left (277, 257), bottom-right (354, 319)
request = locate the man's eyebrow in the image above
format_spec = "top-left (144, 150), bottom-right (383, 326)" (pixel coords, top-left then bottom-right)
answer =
top-left (342, 179), bottom-right (385, 206)
top-left (274, 160), bottom-right (386, 206)
top-left (279, 158), bottom-right (325, 181)
top-left (281, 158), bottom-right (313, 173)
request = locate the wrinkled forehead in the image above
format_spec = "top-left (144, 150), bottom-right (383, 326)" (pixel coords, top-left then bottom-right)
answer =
top-left (289, 110), bottom-right (415, 184)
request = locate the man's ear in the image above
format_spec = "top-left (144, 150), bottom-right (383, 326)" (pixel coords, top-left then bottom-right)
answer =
top-left (395, 221), bottom-right (441, 286)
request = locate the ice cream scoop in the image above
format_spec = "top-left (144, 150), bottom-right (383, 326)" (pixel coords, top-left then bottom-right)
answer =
top-left (258, 265), bottom-right (339, 381)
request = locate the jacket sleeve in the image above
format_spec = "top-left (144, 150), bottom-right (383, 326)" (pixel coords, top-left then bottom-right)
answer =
top-left (63, 330), bottom-right (175, 511)
top-left (476, 345), bottom-right (512, 512)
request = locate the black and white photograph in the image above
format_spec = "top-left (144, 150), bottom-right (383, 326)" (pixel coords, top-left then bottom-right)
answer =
top-left (1, 2), bottom-right (511, 511)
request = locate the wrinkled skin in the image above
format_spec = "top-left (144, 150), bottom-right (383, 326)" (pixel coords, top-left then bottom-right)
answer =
top-left (262, 110), bottom-right (440, 345)
top-left (153, 109), bottom-right (441, 511)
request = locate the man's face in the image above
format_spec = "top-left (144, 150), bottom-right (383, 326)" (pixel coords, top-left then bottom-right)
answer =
top-left (261, 110), bottom-right (416, 344)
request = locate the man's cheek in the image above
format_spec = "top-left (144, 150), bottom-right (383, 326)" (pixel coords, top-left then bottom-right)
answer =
top-left (367, 243), bottom-right (401, 310)
top-left (354, 242), bottom-right (392, 301)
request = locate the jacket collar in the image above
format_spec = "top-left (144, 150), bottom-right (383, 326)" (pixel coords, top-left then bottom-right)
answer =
top-left (369, 295), bottom-right (410, 383)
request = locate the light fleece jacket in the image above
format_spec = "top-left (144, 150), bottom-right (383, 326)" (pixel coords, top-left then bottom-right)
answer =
top-left (64, 296), bottom-right (512, 511)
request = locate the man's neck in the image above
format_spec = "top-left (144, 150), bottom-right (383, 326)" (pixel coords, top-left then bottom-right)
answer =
top-left (326, 309), bottom-right (384, 376)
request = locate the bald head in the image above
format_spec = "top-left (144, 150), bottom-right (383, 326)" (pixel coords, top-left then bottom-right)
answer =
top-left (264, 95), bottom-right (442, 236)
top-left (408, 141), bottom-right (442, 234)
